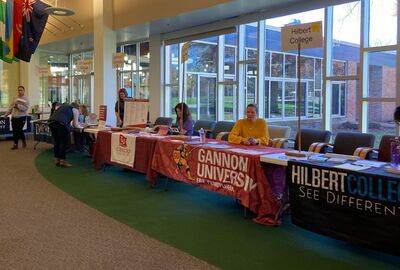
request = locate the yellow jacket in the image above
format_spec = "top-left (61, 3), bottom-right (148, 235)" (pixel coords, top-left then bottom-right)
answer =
top-left (228, 118), bottom-right (270, 146)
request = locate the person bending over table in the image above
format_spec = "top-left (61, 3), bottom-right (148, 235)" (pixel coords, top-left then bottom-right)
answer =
top-left (115, 88), bottom-right (127, 127)
top-left (228, 103), bottom-right (270, 146)
top-left (48, 102), bottom-right (82, 168)
top-left (175, 102), bottom-right (194, 136)
top-left (50, 102), bottom-right (60, 116)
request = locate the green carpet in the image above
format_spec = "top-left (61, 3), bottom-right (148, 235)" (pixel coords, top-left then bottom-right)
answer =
top-left (35, 150), bottom-right (400, 270)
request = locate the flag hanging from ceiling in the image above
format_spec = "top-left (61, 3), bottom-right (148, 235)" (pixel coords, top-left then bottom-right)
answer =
top-left (3, 0), bottom-right (15, 63)
top-left (13, 0), bottom-right (23, 58)
top-left (0, 1), bottom-right (7, 61)
top-left (15, 0), bottom-right (50, 62)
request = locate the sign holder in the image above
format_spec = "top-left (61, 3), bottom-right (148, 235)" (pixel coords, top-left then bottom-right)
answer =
top-left (285, 42), bottom-right (306, 157)
top-left (280, 21), bottom-right (323, 157)
top-left (37, 65), bottom-right (51, 117)
top-left (180, 42), bottom-right (189, 132)
top-left (113, 52), bottom-right (126, 127)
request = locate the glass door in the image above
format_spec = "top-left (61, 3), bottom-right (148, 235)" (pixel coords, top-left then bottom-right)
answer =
top-left (72, 75), bottom-right (92, 110)
top-left (199, 75), bottom-right (216, 120)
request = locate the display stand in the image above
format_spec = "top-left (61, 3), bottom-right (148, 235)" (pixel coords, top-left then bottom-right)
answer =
top-left (280, 21), bottom-right (323, 158)
top-left (123, 99), bottom-right (149, 128)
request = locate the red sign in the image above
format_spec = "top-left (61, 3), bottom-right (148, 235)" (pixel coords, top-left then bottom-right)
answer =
top-left (99, 105), bottom-right (107, 121)
top-left (151, 139), bottom-right (286, 225)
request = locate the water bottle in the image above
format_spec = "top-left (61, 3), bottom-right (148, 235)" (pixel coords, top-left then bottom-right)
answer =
top-left (199, 128), bottom-right (205, 143)
top-left (391, 137), bottom-right (400, 169)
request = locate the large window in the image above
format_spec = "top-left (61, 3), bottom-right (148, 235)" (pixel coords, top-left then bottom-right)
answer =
top-left (71, 51), bottom-right (93, 110)
top-left (163, 0), bottom-right (399, 141)
top-left (118, 41), bottom-right (150, 99)
top-left (40, 53), bottom-right (69, 109)
top-left (0, 61), bottom-right (19, 111)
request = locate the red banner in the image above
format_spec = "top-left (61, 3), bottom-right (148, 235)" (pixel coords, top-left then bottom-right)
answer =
top-left (151, 139), bottom-right (285, 225)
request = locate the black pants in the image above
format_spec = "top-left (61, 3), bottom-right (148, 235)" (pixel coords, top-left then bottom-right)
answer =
top-left (11, 116), bottom-right (26, 145)
top-left (49, 122), bottom-right (69, 160)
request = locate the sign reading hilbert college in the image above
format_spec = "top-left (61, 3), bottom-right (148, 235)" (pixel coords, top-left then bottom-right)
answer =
top-left (281, 21), bottom-right (322, 51)
top-left (287, 160), bottom-right (400, 256)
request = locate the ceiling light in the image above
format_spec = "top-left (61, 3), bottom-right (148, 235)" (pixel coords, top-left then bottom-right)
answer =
top-left (45, 7), bottom-right (75, 16)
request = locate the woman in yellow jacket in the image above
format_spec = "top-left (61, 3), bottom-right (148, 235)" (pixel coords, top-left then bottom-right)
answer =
top-left (228, 104), bottom-right (270, 146)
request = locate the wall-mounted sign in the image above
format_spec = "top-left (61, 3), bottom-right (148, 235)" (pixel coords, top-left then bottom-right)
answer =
top-left (281, 21), bottom-right (323, 51)
top-left (112, 52), bottom-right (125, 69)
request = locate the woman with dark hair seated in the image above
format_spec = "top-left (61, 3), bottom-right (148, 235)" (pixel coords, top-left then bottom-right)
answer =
top-left (175, 102), bottom-right (194, 136)
top-left (394, 106), bottom-right (400, 125)
top-left (228, 103), bottom-right (270, 146)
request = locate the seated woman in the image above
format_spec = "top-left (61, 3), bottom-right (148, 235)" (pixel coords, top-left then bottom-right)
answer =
top-left (394, 106), bottom-right (400, 125)
top-left (228, 103), bottom-right (270, 146)
top-left (175, 102), bottom-right (194, 136)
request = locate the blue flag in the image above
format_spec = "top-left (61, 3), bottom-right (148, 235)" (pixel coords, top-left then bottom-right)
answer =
top-left (15, 0), bottom-right (50, 62)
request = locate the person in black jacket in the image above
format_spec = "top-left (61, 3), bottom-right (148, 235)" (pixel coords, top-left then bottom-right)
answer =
top-left (115, 88), bottom-right (127, 127)
top-left (48, 102), bottom-right (82, 167)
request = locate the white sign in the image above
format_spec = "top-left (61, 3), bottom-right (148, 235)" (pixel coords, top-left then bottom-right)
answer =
top-left (123, 100), bottom-right (149, 127)
top-left (76, 59), bottom-right (93, 74)
top-left (181, 42), bottom-right (189, 63)
top-left (37, 65), bottom-right (51, 77)
top-left (111, 132), bottom-right (136, 167)
top-left (112, 52), bottom-right (125, 69)
top-left (281, 21), bottom-right (323, 51)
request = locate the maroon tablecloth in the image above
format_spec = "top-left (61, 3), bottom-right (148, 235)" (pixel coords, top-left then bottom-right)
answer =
top-left (92, 131), bottom-right (158, 181)
top-left (151, 138), bottom-right (286, 225)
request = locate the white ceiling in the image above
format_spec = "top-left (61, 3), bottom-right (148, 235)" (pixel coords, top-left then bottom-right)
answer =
top-left (40, 0), bottom-right (350, 53)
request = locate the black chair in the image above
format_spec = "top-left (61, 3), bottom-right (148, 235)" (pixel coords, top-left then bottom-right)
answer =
top-left (193, 120), bottom-right (216, 136)
top-left (211, 121), bottom-right (235, 140)
top-left (377, 135), bottom-right (396, 162)
top-left (294, 129), bottom-right (331, 152)
top-left (154, 117), bottom-right (173, 127)
top-left (332, 132), bottom-right (375, 155)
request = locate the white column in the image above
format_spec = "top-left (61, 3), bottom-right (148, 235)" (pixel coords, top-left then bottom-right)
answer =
top-left (20, 52), bottom-right (40, 111)
top-left (148, 34), bottom-right (164, 122)
top-left (93, 0), bottom-right (116, 126)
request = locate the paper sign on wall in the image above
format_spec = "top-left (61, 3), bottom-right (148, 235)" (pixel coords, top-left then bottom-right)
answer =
top-left (281, 21), bottom-right (323, 51)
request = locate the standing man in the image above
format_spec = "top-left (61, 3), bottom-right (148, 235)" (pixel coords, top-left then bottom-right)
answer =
top-left (48, 102), bottom-right (82, 167)
top-left (7, 86), bottom-right (30, 150)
